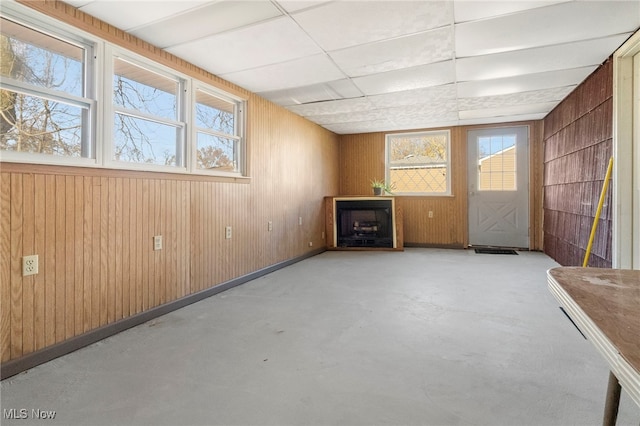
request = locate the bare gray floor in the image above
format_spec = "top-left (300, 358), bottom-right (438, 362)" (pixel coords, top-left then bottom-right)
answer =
top-left (1, 248), bottom-right (639, 426)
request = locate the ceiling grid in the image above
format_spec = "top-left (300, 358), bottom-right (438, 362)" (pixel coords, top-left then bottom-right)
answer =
top-left (62, 0), bottom-right (640, 134)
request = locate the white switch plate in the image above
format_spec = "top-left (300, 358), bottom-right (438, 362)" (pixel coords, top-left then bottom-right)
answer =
top-left (225, 226), bottom-right (232, 239)
top-left (268, 221), bottom-right (273, 231)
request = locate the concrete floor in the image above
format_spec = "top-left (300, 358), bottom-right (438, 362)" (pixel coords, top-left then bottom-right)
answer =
top-left (1, 248), bottom-right (639, 426)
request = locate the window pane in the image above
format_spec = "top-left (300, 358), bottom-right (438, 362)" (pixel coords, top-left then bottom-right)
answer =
top-left (113, 113), bottom-right (179, 166)
top-left (195, 89), bottom-right (234, 135)
top-left (113, 58), bottom-right (177, 120)
top-left (1, 18), bottom-right (84, 97)
top-left (478, 134), bottom-right (517, 191)
top-left (388, 132), bottom-right (449, 194)
top-left (196, 132), bottom-right (236, 171)
top-left (0, 89), bottom-right (82, 156)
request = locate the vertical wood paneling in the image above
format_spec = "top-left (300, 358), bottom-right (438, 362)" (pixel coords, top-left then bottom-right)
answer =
top-left (0, 173), bottom-right (10, 362)
top-left (107, 177), bottom-right (116, 323)
top-left (21, 174), bottom-right (34, 355)
top-left (83, 178), bottom-right (92, 333)
top-left (543, 58), bottom-right (613, 267)
top-left (121, 179), bottom-right (130, 319)
top-left (54, 176), bottom-right (65, 342)
top-left (33, 175), bottom-right (46, 351)
top-left (10, 174), bottom-right (23, 359)
top-left (91, 177), bottom-right (101, 329)
top-left (114, 178), bottom-right (123, 321)
top-left (2, 0), bottom-right (340, 366)
top-left (64, 175), bottom-right (75, 339)
top-left (100, 177), bottom-right (108, 326)
top-left (74, 176), bottom-right (83, 335)
top-left (44, 175), bottom-right (56, 346)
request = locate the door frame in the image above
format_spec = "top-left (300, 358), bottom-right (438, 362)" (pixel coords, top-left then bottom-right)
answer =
top-left (613, 30), bottom-right (640, 269)
top-left (466, 125), bottom-right (530, 249)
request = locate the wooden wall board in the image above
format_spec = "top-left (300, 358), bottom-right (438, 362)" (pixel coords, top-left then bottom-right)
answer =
top-left (543, 59), bottom-right (614, 267)
top-left (337, 122), bottom-right (542, 250)
top-left (1, 2), bottom-right (340, 365)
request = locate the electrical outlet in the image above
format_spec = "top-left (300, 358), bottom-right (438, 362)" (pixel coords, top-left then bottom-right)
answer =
top-left (153, 235), bottom-right (162, 250)
top-left (268, 221), bottom-right (273, 231)
top-left (428, 210), bottom-right (434, 218)
top-left (321, 231), bottom-right (325, 240)
top-left (23, 255), bottom-right (39, 276)
top-left (298, 217), bottom-right (302, 226)
top-left (225, 226), bottom-right (232, 239)
top-left (308, 242), bottom-right (313, 247)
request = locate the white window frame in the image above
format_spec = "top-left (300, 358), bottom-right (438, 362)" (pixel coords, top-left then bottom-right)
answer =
top-left (104, 46), bottom-right (188, 173)
top-left (190, 83), bottom-right (246, 177)
top-left (385, 130), bottom-right (452, 196)
top-left (0, 2), bottom-right (248, 179)
top-left (0, 6), bottom-right (99, 167)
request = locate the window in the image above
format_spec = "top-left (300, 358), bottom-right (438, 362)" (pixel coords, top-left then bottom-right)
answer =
top-left (111, 56), bottom-right (185, 168)
top-left (386, 130), bottom-right (451, 195)
top-left (193, 86), bottom-right (244, 174)
top-left (477, 134), bottom-right (517, 191)
top-left (0, 4), bottom-right (247, 178)
top-left (0, 16), bottom-right (95, 161)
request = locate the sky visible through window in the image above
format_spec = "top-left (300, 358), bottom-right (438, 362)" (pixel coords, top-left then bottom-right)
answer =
top-left (478, 135), bottom-right (516, 158)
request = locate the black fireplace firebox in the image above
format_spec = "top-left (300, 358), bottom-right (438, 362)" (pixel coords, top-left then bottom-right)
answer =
top-left (336, 199), bottom-right (393, 248)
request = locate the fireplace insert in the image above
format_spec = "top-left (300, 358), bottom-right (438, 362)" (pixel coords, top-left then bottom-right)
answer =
top-left (336, 199), bottom-right (393, 248)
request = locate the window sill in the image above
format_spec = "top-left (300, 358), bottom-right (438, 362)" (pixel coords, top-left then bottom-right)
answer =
top-left (0, 161), bottom-right (252, 183)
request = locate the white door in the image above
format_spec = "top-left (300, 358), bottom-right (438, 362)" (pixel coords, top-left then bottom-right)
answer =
top-left (468, 126), bottom-right (529, 248)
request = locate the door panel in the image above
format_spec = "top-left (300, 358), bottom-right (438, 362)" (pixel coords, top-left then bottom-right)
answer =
top-left (468, 126), bottom-right (529, 248)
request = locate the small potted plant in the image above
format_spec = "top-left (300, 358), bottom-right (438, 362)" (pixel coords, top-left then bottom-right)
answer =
top-left (370, 179), bottom-right (395, 195)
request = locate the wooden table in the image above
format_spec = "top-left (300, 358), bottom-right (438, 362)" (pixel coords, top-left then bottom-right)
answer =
top-left (547, 267), bottom-right (640, 426)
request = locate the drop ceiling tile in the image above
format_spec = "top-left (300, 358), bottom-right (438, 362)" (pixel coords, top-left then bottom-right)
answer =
top-left (132, 1), bottom-right (282, 49)
top-left (456, 66), bottom-right (595, 98)
top-left (369, 84), bottom-right (457, 109)
top-left (167, 17), bottom-right (321, 75)
top-left (453, 0), bottom-right (569, 23)
top-left (457, 113), bottom-right (547, 127)
top-left (276, 1), bottom-right (330, 13)
top-left (459, 102), bottom-right (558, 120)
top-left (323, 120), bottom-right (396, 135)
top-left (353, 61), bottom-right (455, 96)
top-left (330, 27), bottom-right (453, 78)
top-left (308, 102), bottom-right (458, 126)
top-left (78, 1), bottom-right (207, 32)
top-left (458, 87), bottom-right (574, 111)
top-left (61, 0), bottom-right (94, 6)
top-left (292, 1), bottom-right (452, 51)
top-left (286, 96), bottom-right (373, 117)
top-left (260, 79), bottom-right (363, 106)
top-left (221, 54), bottom-right (346, 93)
top-left (456, 1), bottom-right (640, 57)
top-left (456, 34), bottom-right (632, 81)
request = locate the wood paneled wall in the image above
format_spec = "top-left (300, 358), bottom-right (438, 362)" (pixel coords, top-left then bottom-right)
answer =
top-left (338, 123), bottom-right (544, 249)
top-left (543, 58), bottom-right (613, 267)
top-left (1, 2), bottom-right (340, 363)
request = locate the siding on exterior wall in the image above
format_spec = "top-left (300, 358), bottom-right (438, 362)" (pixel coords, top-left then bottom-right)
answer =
top-left (543, 58), bottom-right (613, 267)
top-left (1, 2), bottom-right (339, 364)
top-left (338, 124), bottom-right (544, 250)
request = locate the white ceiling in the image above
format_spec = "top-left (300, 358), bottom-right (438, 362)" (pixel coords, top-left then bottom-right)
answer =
top-left (63, 0), bottom-right (640, 134)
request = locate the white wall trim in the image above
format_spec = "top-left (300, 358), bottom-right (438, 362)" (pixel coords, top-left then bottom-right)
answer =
top-left (612, 30), bottom-right (640, 269)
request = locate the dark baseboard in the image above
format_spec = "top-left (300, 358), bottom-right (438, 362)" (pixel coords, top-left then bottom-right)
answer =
top-left (1, 248), bottom-right (325, 380)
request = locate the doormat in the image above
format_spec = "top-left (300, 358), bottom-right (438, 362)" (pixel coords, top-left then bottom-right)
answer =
top-left (474, 248), bottom-right (518, 255)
